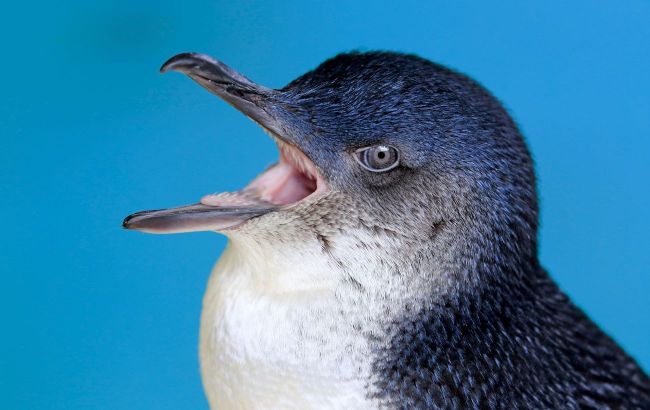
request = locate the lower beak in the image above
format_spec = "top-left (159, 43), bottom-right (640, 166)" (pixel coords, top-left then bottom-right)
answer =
top-left (122, 203), bottom-right (277, 234)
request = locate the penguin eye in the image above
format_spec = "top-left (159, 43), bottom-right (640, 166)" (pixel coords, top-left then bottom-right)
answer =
top-left (354, 145), bottom-right (400, 172)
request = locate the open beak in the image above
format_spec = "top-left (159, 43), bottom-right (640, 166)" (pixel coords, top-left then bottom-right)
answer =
top-left (123, 53), bottom-right (326, 234)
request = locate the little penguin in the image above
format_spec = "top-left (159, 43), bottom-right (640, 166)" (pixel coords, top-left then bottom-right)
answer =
top-left (123, 51), bottom-right (650, 409)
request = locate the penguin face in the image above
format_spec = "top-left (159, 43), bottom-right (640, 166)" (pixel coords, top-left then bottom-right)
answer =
top-left (124, 51), bottom-right (539, 265)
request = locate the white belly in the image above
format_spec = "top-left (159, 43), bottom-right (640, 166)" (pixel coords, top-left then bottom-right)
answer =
top-left (198, 241), bottom-right (377, 410)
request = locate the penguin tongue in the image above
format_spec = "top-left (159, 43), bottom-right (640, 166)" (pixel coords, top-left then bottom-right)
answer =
top-left (122, 141), bottom-right (323, 234)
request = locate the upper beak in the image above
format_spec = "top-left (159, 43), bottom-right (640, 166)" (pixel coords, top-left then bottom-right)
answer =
top-left (122, 52), bottom-right (310, 234)
top-left (159, 53), bottom-right (290, 137)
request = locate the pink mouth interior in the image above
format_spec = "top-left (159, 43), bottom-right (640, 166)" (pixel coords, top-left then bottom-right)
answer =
top-left (200, 139), bottom-right (325, 208)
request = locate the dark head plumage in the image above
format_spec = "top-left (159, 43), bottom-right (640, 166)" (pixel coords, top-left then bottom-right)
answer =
top-left (272, 52), bottom-right (540, 283)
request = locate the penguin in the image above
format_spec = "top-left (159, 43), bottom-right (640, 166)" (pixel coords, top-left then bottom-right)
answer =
top-left (123, 51), bottom-right (650, 409)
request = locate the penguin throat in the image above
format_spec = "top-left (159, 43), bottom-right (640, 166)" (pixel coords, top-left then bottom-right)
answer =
top-left (200, 137), bottom-right (327, 208)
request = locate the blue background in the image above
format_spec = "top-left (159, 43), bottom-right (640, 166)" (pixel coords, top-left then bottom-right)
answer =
top-left (2, 1), bottom-right (649, 408)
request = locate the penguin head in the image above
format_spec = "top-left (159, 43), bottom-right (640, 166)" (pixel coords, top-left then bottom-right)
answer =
top-left (124, 51), bottom-right (539, 292)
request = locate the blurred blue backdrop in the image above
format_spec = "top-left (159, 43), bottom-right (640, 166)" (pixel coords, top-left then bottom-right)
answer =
top-left (1, 1), bottom-right (649, 408)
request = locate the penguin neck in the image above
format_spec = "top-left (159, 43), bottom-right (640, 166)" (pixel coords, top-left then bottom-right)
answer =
top-left (224, 206), bottom-right (541, 312)
top-left (225, 219), bottom-right (457, 311)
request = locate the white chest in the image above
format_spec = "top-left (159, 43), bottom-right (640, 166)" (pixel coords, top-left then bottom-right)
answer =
top-left (198, 241), bottom-right (378, 410)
